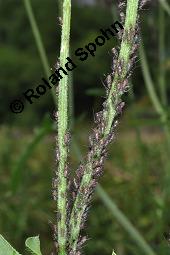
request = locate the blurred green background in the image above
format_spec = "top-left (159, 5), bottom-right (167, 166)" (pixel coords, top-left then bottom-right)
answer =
top-left (0, 0), bottom-right (170, 254)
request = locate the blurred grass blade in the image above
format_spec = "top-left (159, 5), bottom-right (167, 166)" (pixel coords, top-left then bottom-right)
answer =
top-left (0, 234), bottom-right (21, 255)
top-left (140, 42), bottom-right (170, 148)
top-left (22, 0), bottom-right (56, 103)
top-left (11, 118), bottom-right (53, 193)
top-left (25, 236), bottom-right (42, 255)
top-left (158, 3), bottom-right (167, 106)
top-left (139, 44), bottom-right (164, 117)
top-left (96, 185), bottom-right (156, 255)
top-left (159, 0), bottom-right (170, 16)
top-left (23, 0), bottom-right (50, 77)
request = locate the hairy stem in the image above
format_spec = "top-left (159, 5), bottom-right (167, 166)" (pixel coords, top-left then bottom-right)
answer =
top-left (57, 0), bottom-right (71, 254)
top-left (105, 0), bottom-right (139, 135)
top-left (69, 0), bottom-right (140, 252)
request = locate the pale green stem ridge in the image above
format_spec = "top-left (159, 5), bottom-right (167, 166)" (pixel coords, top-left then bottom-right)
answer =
top-left (69, 0), bottom-right (140, 252)
top-left (57, 0), bottom-right (71, 254)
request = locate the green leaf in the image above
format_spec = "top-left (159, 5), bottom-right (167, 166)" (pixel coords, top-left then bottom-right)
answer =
top-left (0, 234), bottom-right (21, 255)
top-left (25, 236), bottom-right (42, 255)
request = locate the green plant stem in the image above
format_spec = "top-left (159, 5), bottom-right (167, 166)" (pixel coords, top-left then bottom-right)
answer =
top-left (57, 0), bottom-right (71, 254)
top-left (58, 1), bottom-right (73, 129)
top-left (139, 44), bottom-right (165, 118)
top-left (158, 5), bottom-right (167, 106)
top-left (140, 40), bottom-right (170, 211)
top-left (139, 44), bottom-right (170, 149)
top-left (22, 0), bottom-right (56, 103)
top-left (105, 0), bottom-right (139, 135)
top-left (69, 0), bottom-right (140, 252)
top-left (97, 185), bottom-right (157, 255)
